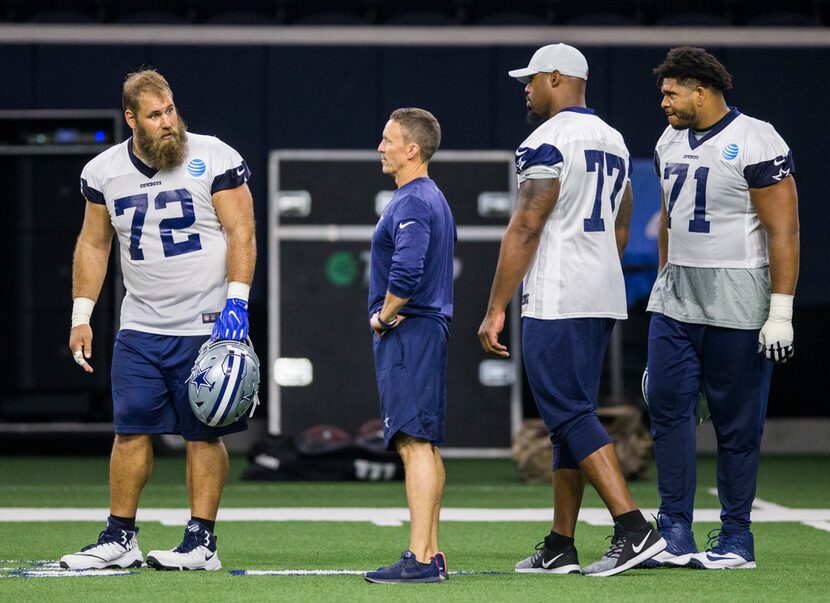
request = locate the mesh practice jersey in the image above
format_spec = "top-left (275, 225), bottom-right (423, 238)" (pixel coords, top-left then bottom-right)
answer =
top-left (80, 133), bottom-right (250, 335)
top-left (516, 107), bottom-right (629, 320)
top-left (653, 109), bottom-right (794, 268)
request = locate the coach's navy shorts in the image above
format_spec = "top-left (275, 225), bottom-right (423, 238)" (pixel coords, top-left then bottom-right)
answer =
top-left (111, 329), bottom-right (248, 441)
top-left (372, 317), bottom-right (448, 450)
top-left (522, 317), bottom-right (615, 470)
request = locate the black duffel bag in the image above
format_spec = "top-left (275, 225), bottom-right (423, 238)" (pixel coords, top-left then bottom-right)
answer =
top-left (241, 422), bottom-right (404, 482)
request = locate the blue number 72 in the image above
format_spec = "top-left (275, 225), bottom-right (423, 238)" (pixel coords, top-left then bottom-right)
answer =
top-left (113, 188), bottom-right (202, 260)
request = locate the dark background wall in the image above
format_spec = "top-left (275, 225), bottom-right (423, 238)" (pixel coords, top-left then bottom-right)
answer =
top-left (1, 41), bottom-right (827, 419)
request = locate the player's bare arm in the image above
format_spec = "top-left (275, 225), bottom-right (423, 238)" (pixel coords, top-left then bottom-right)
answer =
top-left (213, 183), bottom-right (256, 286)
top-left (614, 183), bottom-right (633, 258)
top-left (751, 175), bottom-right (800, 363)
top-left (478, 177), bottom-right (560, 357)
top-left (656, 193), bottom-right (668, 271)
top-left (370, 291), bottom-right (410, 337)
top-left (750, 176), bottom-right (800, 295)
top-left (70, 201), bottom-right (115, 373)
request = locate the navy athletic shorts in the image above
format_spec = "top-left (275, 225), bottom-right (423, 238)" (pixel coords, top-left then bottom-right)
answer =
top-left (372, 317), bottom-right (448, 450)
top-left (522, 317), bottom-right (615, 469)
top-left (111, 329), bottom-right (248, 441)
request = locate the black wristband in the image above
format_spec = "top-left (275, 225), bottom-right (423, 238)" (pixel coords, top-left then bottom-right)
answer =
top-left (378, 314), bottom-right (398, 330)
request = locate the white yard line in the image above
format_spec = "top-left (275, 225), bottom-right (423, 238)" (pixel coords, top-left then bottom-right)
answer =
top-left (801, 521), bottom-right (830, 534)
top-left (1, 507), bottom-right (829, 529)
top-left (708, 488), bottom-right (827, 533)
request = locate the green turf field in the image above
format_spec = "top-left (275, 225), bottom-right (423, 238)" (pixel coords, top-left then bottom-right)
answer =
top-left (1, 455), bottom-right (828, 601)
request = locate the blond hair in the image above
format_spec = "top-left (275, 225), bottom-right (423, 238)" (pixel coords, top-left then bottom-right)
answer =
top-left (122, 68), bottom-right (173, 114)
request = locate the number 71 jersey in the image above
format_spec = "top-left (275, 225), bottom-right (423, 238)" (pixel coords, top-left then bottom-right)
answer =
top-left (80, 133), bottom-right (250, 335)
top-left (654, 109), bottom-right (794, 268)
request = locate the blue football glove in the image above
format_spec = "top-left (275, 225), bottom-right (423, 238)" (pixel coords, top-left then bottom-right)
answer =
top-left (211, 298), bottom-right (249, 341)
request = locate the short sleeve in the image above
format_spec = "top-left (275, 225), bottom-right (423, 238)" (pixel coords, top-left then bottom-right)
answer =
top-left (80, 162), bottom-right (105, 205)
top-left (209, 138), bottom-right (251, 194)
top-left (741, 123), bottom-right (795, 188)
top-left (516, 143), bottom-right (564, 184)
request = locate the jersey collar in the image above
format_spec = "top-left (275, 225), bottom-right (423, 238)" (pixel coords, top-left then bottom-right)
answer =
top-left (687, 107), bottom-right (741, 150)
top-left (127, 137), bottom-right (159, 179)
top-left (558, 106), bottom-right (595, 115)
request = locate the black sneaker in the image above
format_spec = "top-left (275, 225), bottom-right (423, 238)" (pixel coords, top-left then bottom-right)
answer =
top-left (584, 522), bottom-right (666, 577)
top-left (515, 540), bottom-right (581, 574)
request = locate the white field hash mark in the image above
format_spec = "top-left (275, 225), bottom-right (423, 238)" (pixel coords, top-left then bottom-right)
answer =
top-left (1, 503), bottom-right (830, 532)
top-left (0, 560), bottom-right (135, 579)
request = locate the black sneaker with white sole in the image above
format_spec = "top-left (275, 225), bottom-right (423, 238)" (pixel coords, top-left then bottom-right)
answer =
top-left (515, 540), bottom-right (581, 574)
top-left (583, 522), bottom-right (666, 577)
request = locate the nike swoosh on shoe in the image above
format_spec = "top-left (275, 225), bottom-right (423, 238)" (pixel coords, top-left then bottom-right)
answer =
top-left (631, 530), bottom-right (653, 554)
top-left (541, 553), bottom-right (564, 569)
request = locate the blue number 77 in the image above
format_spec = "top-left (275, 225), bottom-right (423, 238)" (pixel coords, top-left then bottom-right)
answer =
top-left (584, 150), bottom-right (626, 232)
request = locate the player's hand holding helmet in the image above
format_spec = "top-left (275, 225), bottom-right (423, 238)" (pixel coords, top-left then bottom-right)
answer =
top-left (211, 298), bottom-right (249, 341)
top-left (758, 294), bottom-right (794, 364)
top-left (211, 281), bottom-right (251, 341)
top-left (188, 337), bottom-right (260, 427)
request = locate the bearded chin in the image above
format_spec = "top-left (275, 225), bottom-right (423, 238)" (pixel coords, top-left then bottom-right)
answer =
top-left (137, 119), bottom-right (188, 170)
top-left (527, 109), bottom-right (544, 124)
top-left (670, 109), bottom-right (696, 130)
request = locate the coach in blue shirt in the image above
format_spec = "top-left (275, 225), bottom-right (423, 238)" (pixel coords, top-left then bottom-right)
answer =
top-left (364, 108), bottom-right (456, 585)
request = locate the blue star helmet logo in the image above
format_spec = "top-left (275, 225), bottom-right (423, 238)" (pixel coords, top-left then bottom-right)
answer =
top-left (188, 366), bottom-right (215, 397)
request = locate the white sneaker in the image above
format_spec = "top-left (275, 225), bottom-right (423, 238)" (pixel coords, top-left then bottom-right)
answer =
top-left (60, 526), bottom-right (143, 570)
top-left (687, 529), bottom-right (757, 570)
top-left (146, 520), bottom-right (222, 571)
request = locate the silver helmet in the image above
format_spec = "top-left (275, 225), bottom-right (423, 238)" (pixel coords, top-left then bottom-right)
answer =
top-left (187, 338), bottom-right (261, 427)
top-left (641, 366), bottom-right (709, 425)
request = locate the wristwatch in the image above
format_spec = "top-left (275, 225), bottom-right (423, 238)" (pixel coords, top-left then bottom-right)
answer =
top-left (377, 314), bottom-right (398, 330)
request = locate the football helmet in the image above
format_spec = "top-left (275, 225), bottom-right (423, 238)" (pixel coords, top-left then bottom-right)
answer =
top-left (187, 338), bottom-right (260, 427)
top-left (641, 367), bottom-right (710, 425)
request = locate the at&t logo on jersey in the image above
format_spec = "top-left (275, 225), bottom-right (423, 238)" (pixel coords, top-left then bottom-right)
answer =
top-left (721, 143), bottom-right (739, 160)
top-left (186, 158), bottom-right (206, 177)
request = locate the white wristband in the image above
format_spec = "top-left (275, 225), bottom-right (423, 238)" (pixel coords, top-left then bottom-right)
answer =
top-left (71, 297), bottom-right (95, 327)
top-left (227, 281), bottom-right (250, 302)
top-left (768, 293), bottom-right (794, 321)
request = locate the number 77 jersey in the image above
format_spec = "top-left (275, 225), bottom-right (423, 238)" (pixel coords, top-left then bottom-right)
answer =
top-left (515, 107), bottom-right (630, 320)
top-left (654, 108), bottom-right (794, 269)
top-left (80, 133), bottom-right (250, 335)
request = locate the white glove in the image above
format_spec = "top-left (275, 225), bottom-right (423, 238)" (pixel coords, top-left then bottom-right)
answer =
top-left (758, 293), bottom-right (794, 364)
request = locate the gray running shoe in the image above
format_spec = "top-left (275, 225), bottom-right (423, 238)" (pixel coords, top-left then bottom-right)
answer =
top-left (584, 522), bottom-right (666, 577)
top-left (515, 541), bottom-right (581, 574)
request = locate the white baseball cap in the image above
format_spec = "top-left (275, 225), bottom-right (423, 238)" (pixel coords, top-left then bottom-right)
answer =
top-left (508, 43), bottom-right (589, 83)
